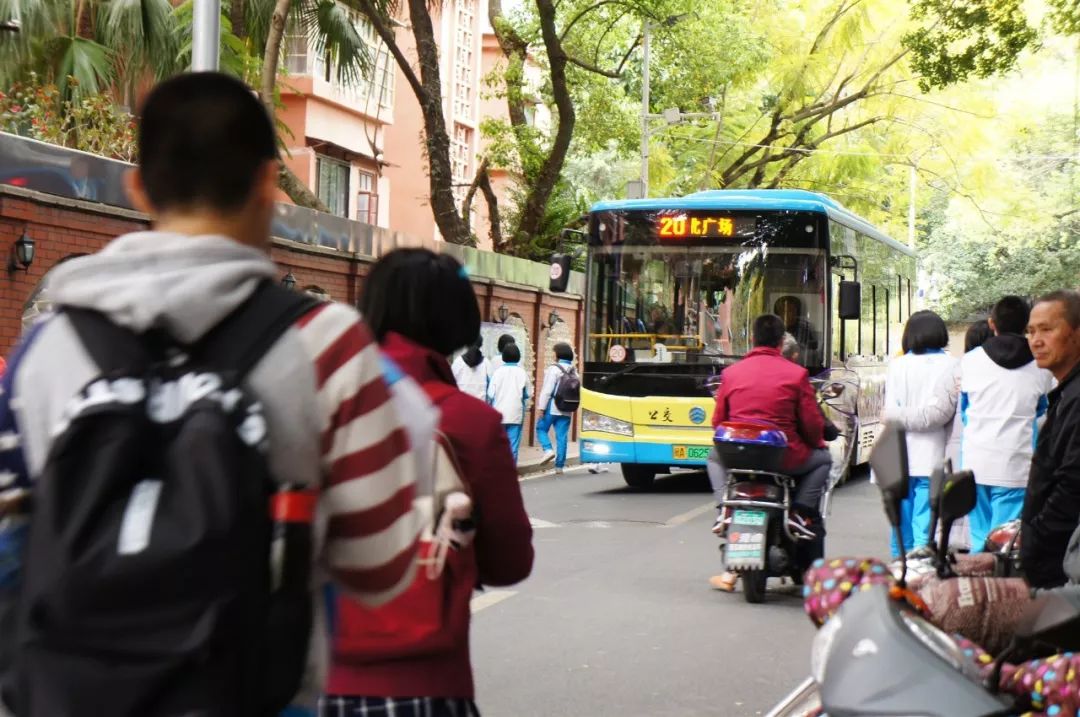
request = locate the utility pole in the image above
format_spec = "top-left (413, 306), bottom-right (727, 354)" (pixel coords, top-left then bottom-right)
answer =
top-left (191, 0), bottom-right (221, 71)
top-left (640, 20), bottom-right (652, 199)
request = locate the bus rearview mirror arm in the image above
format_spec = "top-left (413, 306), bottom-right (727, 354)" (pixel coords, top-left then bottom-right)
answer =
top-left (831, 254), bottom-right (862, 322)
top-left (550, 229), bottom-right (587, 293)
top-left (830, 253), bottom-right (858, 281)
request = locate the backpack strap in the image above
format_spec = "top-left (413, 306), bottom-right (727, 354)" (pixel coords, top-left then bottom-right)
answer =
top-left (64, 308), bottom-right (154, 375)
top-left (63, 281), bottom-right (320, 380)
top-left (192, 281), bottom-right (321, 378)
top-left (421, 380), bottom-right (470, 495)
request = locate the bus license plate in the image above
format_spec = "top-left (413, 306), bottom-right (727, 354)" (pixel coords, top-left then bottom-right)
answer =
top-left (673, 445), bottom-right (710, 461)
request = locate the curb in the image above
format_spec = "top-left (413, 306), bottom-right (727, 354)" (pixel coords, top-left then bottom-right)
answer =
top-left (517, 455), bottom-right (582, 478)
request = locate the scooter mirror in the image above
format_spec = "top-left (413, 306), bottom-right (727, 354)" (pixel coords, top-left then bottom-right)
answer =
top-left (869, 421), bottom-right (909, 528)
top-left (938, 470), bottom-right (977, 524)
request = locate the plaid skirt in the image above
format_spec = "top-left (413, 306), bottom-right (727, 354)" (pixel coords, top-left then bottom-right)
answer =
top-left (318, 696), bottom-right (480, 717)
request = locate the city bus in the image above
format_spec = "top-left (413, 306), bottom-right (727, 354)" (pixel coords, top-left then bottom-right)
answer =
top-left (553, 189), bottom-right (917, 489)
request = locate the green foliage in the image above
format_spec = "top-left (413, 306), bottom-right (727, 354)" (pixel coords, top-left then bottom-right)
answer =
top-left (1048, 0), bottom-right (1080, 36)
top-left (904, 0), bottom-right (1037, 92)
top-left (919, 110), bottom-right (1080, 320)
top-left (173, 3), bottom-right (250, 79)
top-left (0, 0), bottom-right (180, 104)
top-left (0, 78), bottom-right (136, 160)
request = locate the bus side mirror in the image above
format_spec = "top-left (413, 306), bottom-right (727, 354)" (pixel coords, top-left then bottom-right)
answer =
top-left (838, 280), bottom-right (861, 320)
top-left (549, 254), bottom-right (572, 293)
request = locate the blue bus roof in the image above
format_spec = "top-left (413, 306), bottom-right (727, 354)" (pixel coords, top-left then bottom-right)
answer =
top-left (590, 189), bottom-right (915, 257)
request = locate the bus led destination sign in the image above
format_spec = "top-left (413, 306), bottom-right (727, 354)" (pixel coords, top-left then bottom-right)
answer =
top-left (656, 214), bottom-right (755, 239)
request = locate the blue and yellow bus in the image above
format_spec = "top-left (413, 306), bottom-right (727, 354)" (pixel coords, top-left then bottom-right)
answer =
top-left (564, 189), bottom-right (916, 489)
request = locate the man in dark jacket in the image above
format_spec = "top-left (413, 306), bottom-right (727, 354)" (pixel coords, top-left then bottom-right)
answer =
top-left (709, 315), bottom-right (831, 563)
top-left (1021, 290), bottom-right (1080, 589)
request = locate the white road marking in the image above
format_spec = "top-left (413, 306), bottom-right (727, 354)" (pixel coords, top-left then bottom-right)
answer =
top-left (471, 590), bottom-right (517, 613)
top-left (529, 517), bottom-right (560, 529)
top-left (664, 501), bottom-right (716, 527)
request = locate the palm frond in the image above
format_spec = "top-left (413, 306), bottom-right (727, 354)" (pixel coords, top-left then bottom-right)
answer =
top-left (55, 35), bottom-right (113, 101)
top-left (0, 0), bottom-right (65, 82)
top-left (243, 0), bottom-right (275, 54)
top-left (295, 0), bottom-right (369, 86)
top-left (100, 0), bottom-right (179, 79)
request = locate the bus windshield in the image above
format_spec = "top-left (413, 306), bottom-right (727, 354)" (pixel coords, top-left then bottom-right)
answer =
top-left (587, 244), bottom-right (827, 371)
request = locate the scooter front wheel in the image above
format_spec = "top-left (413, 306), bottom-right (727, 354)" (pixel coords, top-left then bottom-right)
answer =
top-left (743, 569), bottom-right (767, 603)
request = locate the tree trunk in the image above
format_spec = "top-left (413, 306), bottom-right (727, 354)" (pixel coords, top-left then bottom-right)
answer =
top-left (231, 0), bottom-right (246, 41)
top-left (488, 0), bottom-right (529, 129)
top-left (508, 0), bottom-right (574, 250)
top-left (261, 0), bottom-right (330, 212)
top-left (406, 0), bottom-right (472, 244)
top-left (279, 163), bottom-right (329, 211)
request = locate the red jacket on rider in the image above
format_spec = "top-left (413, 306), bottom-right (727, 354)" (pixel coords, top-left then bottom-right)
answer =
top-left (712, 346), bottom-right (826, 470)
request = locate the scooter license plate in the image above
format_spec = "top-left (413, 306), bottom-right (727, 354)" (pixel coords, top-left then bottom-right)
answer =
top-left (726, 509), bottom-right (767, 570)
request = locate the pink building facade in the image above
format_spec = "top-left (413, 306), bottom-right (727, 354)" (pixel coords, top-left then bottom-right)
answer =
top-left (279, 0), bottom-right (525, 249)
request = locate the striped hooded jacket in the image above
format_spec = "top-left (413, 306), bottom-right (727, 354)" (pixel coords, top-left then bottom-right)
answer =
top-left (0, 232), bottom-right (424, 708)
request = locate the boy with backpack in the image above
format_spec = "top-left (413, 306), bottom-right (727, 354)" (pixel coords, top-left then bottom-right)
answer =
top-left (488, 342), bottom-right (531, 461)
top-left (536, 342), bottom-right (579, 474)
top-left (0, 73), bottom-right (421, 716)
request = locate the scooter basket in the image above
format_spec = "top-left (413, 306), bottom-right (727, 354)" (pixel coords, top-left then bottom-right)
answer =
top-left (713, 421), bottom-right (788, 473)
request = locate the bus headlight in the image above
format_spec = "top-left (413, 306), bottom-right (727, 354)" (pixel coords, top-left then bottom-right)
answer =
top-left (582, 410), bottom-right (633, 437)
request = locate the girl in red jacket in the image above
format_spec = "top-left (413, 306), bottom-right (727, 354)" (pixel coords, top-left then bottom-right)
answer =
top-left (321, 248), bottom-right (534, 717)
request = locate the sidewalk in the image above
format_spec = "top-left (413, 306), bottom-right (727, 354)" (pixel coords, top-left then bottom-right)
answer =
top-left (517, 440), bottom-right (581, 477)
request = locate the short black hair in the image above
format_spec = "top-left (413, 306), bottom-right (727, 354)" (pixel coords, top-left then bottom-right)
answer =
top-left (964, 320), bottom-right (992, 353)
top-left (752, 314), bottom-right (786, 348)
top-left (554, 342), bottom-right (573, 361)
top-left (358, 248), bottom-right (481, 355)
top-left (1035, 290), bottom-right (1080, 329)
top-left (501, 343), bottom-right (521, 363)
top-left (497, 334), bottom-right (517, 352)
top-left (991, 295), bottom-right (1030, 335)
top-left (901, 310), bottom-right (949, 354)
top-left (137, 72), bottom-right (278, 213)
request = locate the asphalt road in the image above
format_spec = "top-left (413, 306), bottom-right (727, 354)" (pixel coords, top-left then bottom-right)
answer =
top-left (470, 465), bottom-right (890, 717)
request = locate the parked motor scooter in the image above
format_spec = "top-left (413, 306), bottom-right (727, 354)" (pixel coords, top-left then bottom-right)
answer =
top-left (766, 422), bottom-right (1080, 717)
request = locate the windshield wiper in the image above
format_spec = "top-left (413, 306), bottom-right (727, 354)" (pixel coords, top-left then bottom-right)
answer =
top-left (597, 363), bottom-right (647, 388)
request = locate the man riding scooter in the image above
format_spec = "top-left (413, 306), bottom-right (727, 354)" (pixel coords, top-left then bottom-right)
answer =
top-left (708, 315), bottom-right (832, 592)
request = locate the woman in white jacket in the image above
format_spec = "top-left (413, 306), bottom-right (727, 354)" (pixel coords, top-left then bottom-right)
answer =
top-left (882, 320), bottom-right (994, 553)
top-left (488, 342), bottom-right (531, 461)
top-left (882, 310), bottom-right (958, 558)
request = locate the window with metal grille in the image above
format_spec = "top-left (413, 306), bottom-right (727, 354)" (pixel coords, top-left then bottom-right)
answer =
top-left (450, 123), bottom-right (472, 204)
top-left (284, 20), bottom-right (310, 75)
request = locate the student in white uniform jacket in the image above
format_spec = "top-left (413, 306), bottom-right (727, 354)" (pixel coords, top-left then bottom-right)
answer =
top-left (536, 342), bottom-right (576, 472)
top-left (882, 310), bottom-right (958, 558)
top-left (959, 297), bottom-right (1054, 550)
top-left (886, 299), bottom-right (1055, 552)
top-left (488, 342), bottom-right (531, 461)
top-left (451, 337), bottom-right (491, 402)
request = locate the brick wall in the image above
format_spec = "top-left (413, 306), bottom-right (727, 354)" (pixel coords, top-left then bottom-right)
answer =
top-left (0, 185), bottom-right (582, 446)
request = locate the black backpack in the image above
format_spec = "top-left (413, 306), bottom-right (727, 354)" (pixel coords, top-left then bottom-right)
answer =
top-left (13, 282), bottom-right (319, 717)
top-left (553, 364), bottom-right (581, 413)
